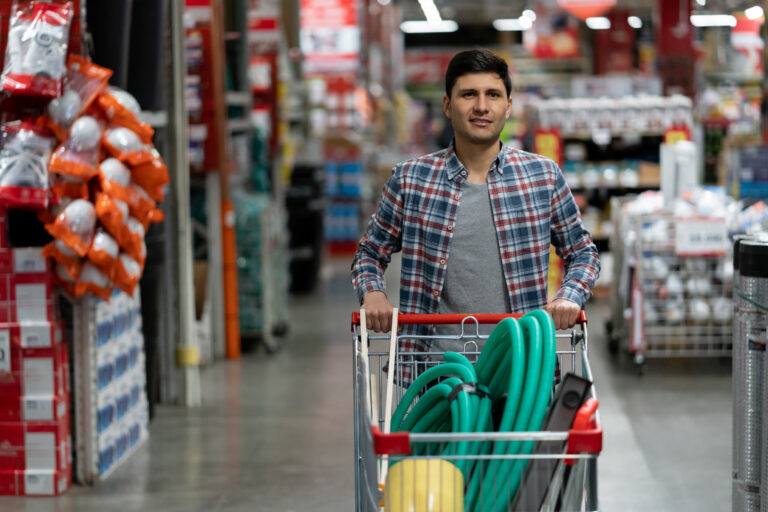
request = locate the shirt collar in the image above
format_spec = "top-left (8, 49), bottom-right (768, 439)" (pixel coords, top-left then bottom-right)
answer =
top-left (445, 139), bottom-right (506, 181)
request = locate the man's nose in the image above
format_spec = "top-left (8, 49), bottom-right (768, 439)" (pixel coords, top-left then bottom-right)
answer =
top-left (473, 95), bottom-right (489, 112)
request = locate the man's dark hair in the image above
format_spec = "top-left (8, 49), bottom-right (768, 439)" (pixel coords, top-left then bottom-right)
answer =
top-left (445, 48), bottom-right (512, 99)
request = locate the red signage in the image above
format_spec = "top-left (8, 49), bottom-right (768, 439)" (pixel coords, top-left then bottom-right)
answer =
top-left (557, 0), bottom-right (616, 20)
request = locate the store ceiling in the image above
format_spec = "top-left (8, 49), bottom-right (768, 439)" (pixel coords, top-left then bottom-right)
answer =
top-left (400, 0), bottom-right (765, 25)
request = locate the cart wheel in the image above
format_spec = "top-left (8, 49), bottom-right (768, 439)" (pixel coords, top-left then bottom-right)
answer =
top-left (634, 353), bottom-right (646, 376)
top-left (272, 322), bottom-right (289, 337)
top-left (604, 319), bottom-right (614, 337)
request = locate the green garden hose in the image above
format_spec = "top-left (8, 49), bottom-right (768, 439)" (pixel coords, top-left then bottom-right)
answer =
top-left (390, 310), bottom-right (557, 512)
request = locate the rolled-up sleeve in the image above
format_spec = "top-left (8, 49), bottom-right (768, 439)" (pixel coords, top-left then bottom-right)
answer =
top-left (550, 164), bottom-right (600, 307)
top-left (351, 166), bottom-right (404, 304)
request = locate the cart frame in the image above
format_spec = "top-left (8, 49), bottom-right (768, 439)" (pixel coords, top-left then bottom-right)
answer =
top-left (352, 311), bottom-right (602, 512)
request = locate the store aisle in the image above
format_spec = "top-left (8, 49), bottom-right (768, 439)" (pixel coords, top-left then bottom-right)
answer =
top-left (3, 258), bottom-right (730, 511)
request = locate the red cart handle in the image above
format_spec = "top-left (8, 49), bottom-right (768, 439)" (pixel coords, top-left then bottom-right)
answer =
top-left (351, 311), bottom-right (587, 330)
top-left (566, 398), bottom-right (602, 465)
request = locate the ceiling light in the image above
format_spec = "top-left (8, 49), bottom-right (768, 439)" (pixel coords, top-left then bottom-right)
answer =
top-left (493, 17), bottom-right (533, 31)
top-left (690, 14), bottom-right (737, 27)
top-left (400, 20), bottom-right (458, 33)
top-left (522, 9), bottom-right (537, 22)
top-left (417, 0), bottom-right (442, 24)
top-left (377, 0), bottom-right (390, 4)
top-left (745, 6), bottom-right (764, 20)
top-left (696, 0), bottom-right (706, 5)
top-left (628, 16), bottom-right (642, 29)
top-left (585, 17), bottom-right (611, 29)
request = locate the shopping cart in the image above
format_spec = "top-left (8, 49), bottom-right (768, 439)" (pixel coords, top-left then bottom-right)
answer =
top-left (352, 311), bottom-right (602, 512)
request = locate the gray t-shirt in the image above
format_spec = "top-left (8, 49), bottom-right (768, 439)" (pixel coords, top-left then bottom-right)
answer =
top-left (432, 181), bottom-right (510, 353)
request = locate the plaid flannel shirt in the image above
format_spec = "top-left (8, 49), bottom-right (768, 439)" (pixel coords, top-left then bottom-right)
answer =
top-left (351, 143), bottom-right (600, 383)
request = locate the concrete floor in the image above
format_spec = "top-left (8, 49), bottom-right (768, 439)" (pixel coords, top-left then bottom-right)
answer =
top-left (2, 258), bottom-right (731, 511)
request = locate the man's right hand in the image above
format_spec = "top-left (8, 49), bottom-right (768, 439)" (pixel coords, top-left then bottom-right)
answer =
top-left (361, 291), bottom-right (395, 332)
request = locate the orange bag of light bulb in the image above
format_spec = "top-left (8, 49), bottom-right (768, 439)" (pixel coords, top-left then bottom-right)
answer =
top-left (96, 87), bottom-right (154, 143)
top-left (44, 198), bottom-right (97, 257)
top-left (49, 115), bottom-right (103, 180)
top-left (128, 183), bottom-right (164, 229)
top-left (101, 126), bottom-right (154, 166)
top-left (113, 253), bottom-right (141, 295)
top-left (94, 192), bottom-right (128, 243)
top-left (98, 158), bottom-right (132, 203)
top-left (87, 229), bottom-right (119, 280)
top-left (51, 173), bottom-right (88, 201)
top-left (119, 216), bottom-right (145, 262)
top-left (130, 150), bottom-right (168, 202)
top-left (42, 239), bottom-right (83, 280)
top-left (74, 262), bottom-right (113, 301)
top-left (53, 263), bottom-right (77, 297)
top-left (46, 55), bottom-right (112, 141)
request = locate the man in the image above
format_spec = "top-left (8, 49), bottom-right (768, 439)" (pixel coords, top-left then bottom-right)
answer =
top-left (351, 48), bottom-right (599, 355)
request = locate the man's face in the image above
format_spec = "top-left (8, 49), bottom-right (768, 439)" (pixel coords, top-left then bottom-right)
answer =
top-left (443, 72), bottom-right (512, 147)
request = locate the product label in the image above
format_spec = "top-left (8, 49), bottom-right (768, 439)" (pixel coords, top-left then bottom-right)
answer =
top-left (13, 248), bottom-right (47, 273)
top-left (15, 284), bottom-right (47, 322)
top-left (0, 330), bottom-right (9, 373)
top-left (25, 471), bottom-right (55, 496)
top-left (749, 339), bottom-right (766, 352)
top-left (21, 324), bottom-right (51, 348)
top-left (25, 432), bottom-right (56, 470)
top-left (23, 358), bottom-right (54, 396)
top-left (23, 397), bottom-right (54, 422)
top-left (674, 218), bottom-right (728, 256)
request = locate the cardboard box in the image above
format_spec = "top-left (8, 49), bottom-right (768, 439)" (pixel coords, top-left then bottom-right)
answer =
top-left (0, 274), bottom-right (57, 323)
top-left (0, 465), bottom-right (71, 496)
top-left (0, 393), bottom-right (68, 423)
top-left (637, 162), bottom-right (661, 187)
top-left (0, 248), bottom-right (49, 276)
top-left (0, 333), bottom-right (68, 399)
top-left (0, 416), bottom-right (71, 471)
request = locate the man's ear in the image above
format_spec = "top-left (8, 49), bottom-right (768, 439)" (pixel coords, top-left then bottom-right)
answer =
top-left (505, 97), bottom-right (512, 120)
top-left (443, 95), bottom-right (451, 117)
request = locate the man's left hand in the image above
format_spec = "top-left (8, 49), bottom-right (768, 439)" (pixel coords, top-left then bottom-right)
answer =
top-left (543, 298), bottom-right (581, 330)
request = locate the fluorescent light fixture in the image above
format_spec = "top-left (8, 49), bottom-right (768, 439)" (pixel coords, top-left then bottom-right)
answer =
top-left (418, 0), bottom-right (442, 24)
top-left (377, 0), bottom-right (390, 4)
top-left (493, 17), bottom-right (533, 31)
top-left (628, 16), bottom-right (642, 28)
top-left (690, 14), bottom-right (737, 26)
top-left (696, 0), bottom-right (706, 5)
top-left (400, 20), bottom-right (458, 33)
top-left (585, 17), bottom-right (611, 29)
top-left (522, 9), bottom-right (537, 21)
top-left (745, 5), bottom-right (764, 20)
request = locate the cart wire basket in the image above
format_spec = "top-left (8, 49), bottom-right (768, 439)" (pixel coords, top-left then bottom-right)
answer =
top-left (352, 311), bottom-right (602, 512)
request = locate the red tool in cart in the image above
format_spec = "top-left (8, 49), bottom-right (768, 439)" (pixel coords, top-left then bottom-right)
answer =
top-left (352, 311), bottom-right (602, 512)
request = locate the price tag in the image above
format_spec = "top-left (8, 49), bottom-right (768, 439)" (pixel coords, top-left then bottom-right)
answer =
top-left (0, 329), bottom-right (9, 373)
top-left (674, 218), bottom-right (728, 256)
top-left (534, 129), bottom-right (562, 166)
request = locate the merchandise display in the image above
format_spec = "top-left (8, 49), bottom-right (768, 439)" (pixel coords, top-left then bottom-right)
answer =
top-left (0, 1), bottom-right (74, 98)
top-left (0, 121), bottom-right (55, 209)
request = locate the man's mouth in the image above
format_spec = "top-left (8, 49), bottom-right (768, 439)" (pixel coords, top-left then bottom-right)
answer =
top-left (470, 118), bottom-right (492, 127)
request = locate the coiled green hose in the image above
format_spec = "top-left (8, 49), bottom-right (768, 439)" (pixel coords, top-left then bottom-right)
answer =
top-left (390, 310), bottom-right (557, 511)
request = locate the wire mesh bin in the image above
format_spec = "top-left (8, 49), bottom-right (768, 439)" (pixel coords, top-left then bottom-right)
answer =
top-left (352, 312), bottom-right (602, 512)
top-left (625, 212), bottom-right (733, 365)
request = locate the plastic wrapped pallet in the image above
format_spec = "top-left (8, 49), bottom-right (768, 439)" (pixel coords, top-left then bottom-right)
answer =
top-left (734, 235), bottom-right (752, 502)
top-left (733, 240), bottom-right (768, 512)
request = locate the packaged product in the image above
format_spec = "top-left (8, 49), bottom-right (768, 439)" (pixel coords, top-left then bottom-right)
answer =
top-left (49, 115), bottom-right (103, 179)
top-left (51, 173), bottom-right (88, 201)
top-left (74, 262), bottom-right (113, 301)
top-left (128, 182), bottom-right (164, 229)
top-left (101, 126), bottom-right (153, 166)
top-left (98, 157), bottom-right (131, 203)
top-left (0, 1), bottom-right (73, 97)
top-left (0, 119), bottom-right (54, 208)
top-left (87, 228), bottom-right (119, 278)
top-left (53, 263), bottom-right (77, 296)
top-left (120, 216), bottom-right (145, 261)
top-left (42, 238), bottom-right (82, 279)
top-left (44, 198), bottom-right (96, 257)
top-left (94, 192), bottom-right (128, 243)
top-left (130, 149), bottom-right (169, 202)
top-left (113, 253), bottom-right (141, 295)
top-left (47, 55), bottom-right (112, 140)
top-left (96, 87), bottom-right (154, 143)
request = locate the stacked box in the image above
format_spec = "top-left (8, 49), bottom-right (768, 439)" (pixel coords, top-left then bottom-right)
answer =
top-left (0, 246), bottom-right (71, 496)
top-left (94, 289), bottom-right (149, 479)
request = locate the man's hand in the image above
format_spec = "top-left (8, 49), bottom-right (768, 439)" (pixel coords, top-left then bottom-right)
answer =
top-left (543, 298), bottom-right (581, 330)
top-left (362, 291), bottom-right (395, 332)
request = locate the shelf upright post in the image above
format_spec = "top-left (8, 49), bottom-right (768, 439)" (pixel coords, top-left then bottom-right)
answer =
top-left (210, 0), bottom-right (241, 359)
top-left (169, 0), bottom-right (202, 406)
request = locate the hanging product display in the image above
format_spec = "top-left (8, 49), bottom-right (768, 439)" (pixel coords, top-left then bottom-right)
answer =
top-left (0, 1), bottom-right (74, 98)
top-left (0, 120), bottom-right (55, 209)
